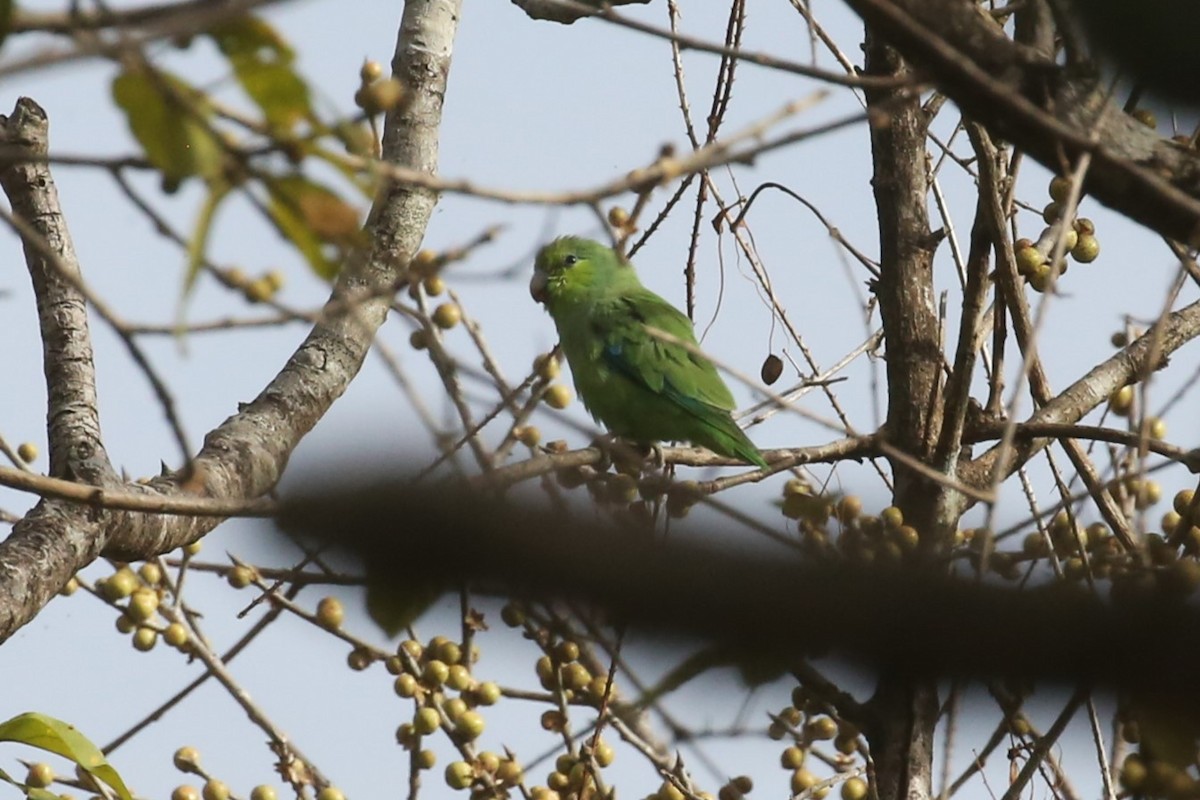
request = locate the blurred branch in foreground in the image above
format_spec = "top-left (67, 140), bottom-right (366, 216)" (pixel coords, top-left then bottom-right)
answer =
top-left (278, 478), bottom-right (1200, 699)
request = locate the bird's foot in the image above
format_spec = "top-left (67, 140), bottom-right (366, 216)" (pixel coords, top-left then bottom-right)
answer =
top-left (643, 442), bottom-right (666, 471)
top-left (590, 436), bottom-right (661, 475)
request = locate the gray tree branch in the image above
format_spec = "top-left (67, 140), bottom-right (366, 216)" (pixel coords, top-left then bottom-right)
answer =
top-left (0, 0), bottom-right (462, 643)
top-left (843, 0), bottom-right (1200, 246)
top-left (0, 99), bottom-right (115, 486)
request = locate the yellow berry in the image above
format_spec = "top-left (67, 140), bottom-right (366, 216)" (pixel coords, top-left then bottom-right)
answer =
top-left (360, 60), bottom-right (384, 83)
top-left (834, 734), bottom-right (859, 755)
top-left (593, 739), bottom-right (615, 767)
top-left (1147, 417), bottom-right (1168, 440)
top-left (534, 353), bottom-right (561, 380)
top-left (203, 780), bottom-right (230, 800)
top-left (409, 329), bottom-right (429, 350)
top-left (443, 697), bottom-right (468, 723)
top-left (496, 759), bottom-right (523, 784)
top-left (244, 278), bottom-right (274, 303)
top-left (394, 674), bottom-right (419, 698)
top-left (1028, 263), bottom-right (1052, 293)
top-left (263, 269), bottom-right (285, 292)
top-left (102, 568), bottom-right (138, 601)
top-left (414, 706), bottom-right (441, 735)
top-left (1175, 489), bottom-right (1196, 517)
top-left (411, 249), bottom-right (439, 277)
top-left (346, 647), bottom-right (372, 670)
top-left (446, 664), bottom-right (472, 691)
top-left (1060, 228), bottom-right (1079, 252)
top-left (658, 783), bottom-right (686, 800)
top-left (316, 596), bottom-right (344, 629)
top-left (172, 786), bottom-right (201, 800)
top-left (544, 384), bottom-right (572, 410)
top-left (138, 562), bottom-right (163, 585)
top-left (133, 627), bottom-right (158, 651)
top-left (173, 746), bottom-right (201, 772)
top-left (1042, 201), bottom-right (1063, 224)
top-left (841, 777), bottom-right (868, 800)
top-left (1048, 176), bottom-right (1072, 203)
top-left (1109, 385), bottom-right (1134, 416)
top-left (807, 716), bottom-right (838, 740)
top-left (357, 77), bottom-right (405, 114)
top-left (227, 565), bottom-right (256, 589)
top-left (26, 763), bottom-right (54, 789)
top-left (416, 751), bottom-right (436, 770)
top-left (1120, 754), bottom-right (1147, 792)
top-left (432, 303), bottom-right (462, 329)
top-left (1015, 245), bottom-right (1043, 277)
top-left (456, 710), bottom-right (485, 739)
top-left (475, 681), bottom-right (501, 705)
top-left (16, 441), bottom-right (38, 463)
top-left (607, 206), bottom-right (630, 228)
top-left (791, 770), bottom-right (817, 794)
top-left (422, 275), bottom-right (445, 296)
top-left (1071, 234), bottom-right (1100, 263)
top-left (445, 761), bottom-right (474, 790)
top-left (422, 659), bottom-right (450, 686)
top-left (836, 495), bottom-right (863, 522)
top-left (880, 506), bottom-right (903, 529)
top-left (515, 426), bottom-right (542, 447)
top-left (127, 588), bottom-right (160, 622)
top-left (165, 622), bottom-right (189, 649)
top-left (250, 786), bottom-right (277, 800)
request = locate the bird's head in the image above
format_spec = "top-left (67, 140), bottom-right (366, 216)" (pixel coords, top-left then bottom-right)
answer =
top-left (530, 236), bottom-right (627, 309)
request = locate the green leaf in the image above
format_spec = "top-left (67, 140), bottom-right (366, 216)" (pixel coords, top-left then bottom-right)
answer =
top-left (112, 65), bottom-right (224, 186)
top-left (264, 174), bottom-right (362, 280)
top-left (184, 182), bottom-right (231, 297)
top-left (0, 712), bottom-right (133, 800)
top-left (207, 15), bottom-right (313, 131)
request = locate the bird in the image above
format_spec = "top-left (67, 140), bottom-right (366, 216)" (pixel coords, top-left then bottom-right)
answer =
top-left (529, 236), bottom-right (767, 468)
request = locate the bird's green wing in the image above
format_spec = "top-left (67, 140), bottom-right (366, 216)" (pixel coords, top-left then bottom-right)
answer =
top-left (601, 289), bottom-right (737, 415)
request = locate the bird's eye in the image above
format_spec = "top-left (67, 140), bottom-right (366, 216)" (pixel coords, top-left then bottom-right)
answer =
top-left (563, 254), bottom-right (578, 267)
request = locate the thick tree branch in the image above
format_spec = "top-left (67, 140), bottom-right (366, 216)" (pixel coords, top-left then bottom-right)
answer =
top-left (0, 0), bottom-right (462, 643)
top-left (964, 297), bottom-right (1200, 489)
top-left (843, 0), bottom-right (1200, 246)
top-left (0, 100), bottom-right (114, 486)
top-left (862, 27), bottom-right (941, 800)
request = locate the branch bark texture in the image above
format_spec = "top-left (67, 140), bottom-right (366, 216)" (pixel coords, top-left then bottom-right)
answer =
top-left (0, 0), bottom-right (463, 643)
top-left (844, 0), bottom-right (1200, 246)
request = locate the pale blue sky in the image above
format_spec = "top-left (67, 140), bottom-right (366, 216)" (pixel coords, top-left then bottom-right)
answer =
top-left (2, 1), bottom-right (1195, 798)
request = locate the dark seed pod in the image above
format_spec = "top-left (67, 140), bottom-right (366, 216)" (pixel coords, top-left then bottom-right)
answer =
top-left (761, 353), bottom-right (783, 385)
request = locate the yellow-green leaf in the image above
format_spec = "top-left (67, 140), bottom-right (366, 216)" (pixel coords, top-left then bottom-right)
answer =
top-left (112, 65), bottom-right (224, 186)
top-left (181, 181), bottom-right (231, 311)
top-left (208, 15), bottom-right (313, 131)
top-left (264, 175), bottom-right (362, 280)
top-left (0, 712), bottom-right (132, 800)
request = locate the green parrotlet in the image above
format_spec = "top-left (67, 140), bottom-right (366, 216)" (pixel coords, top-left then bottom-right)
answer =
top-left (530, 236), bottom-right (767, 468)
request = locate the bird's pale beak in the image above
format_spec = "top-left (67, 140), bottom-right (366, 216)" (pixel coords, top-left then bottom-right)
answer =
top-left (530, 270), bottom-right (548, 304)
